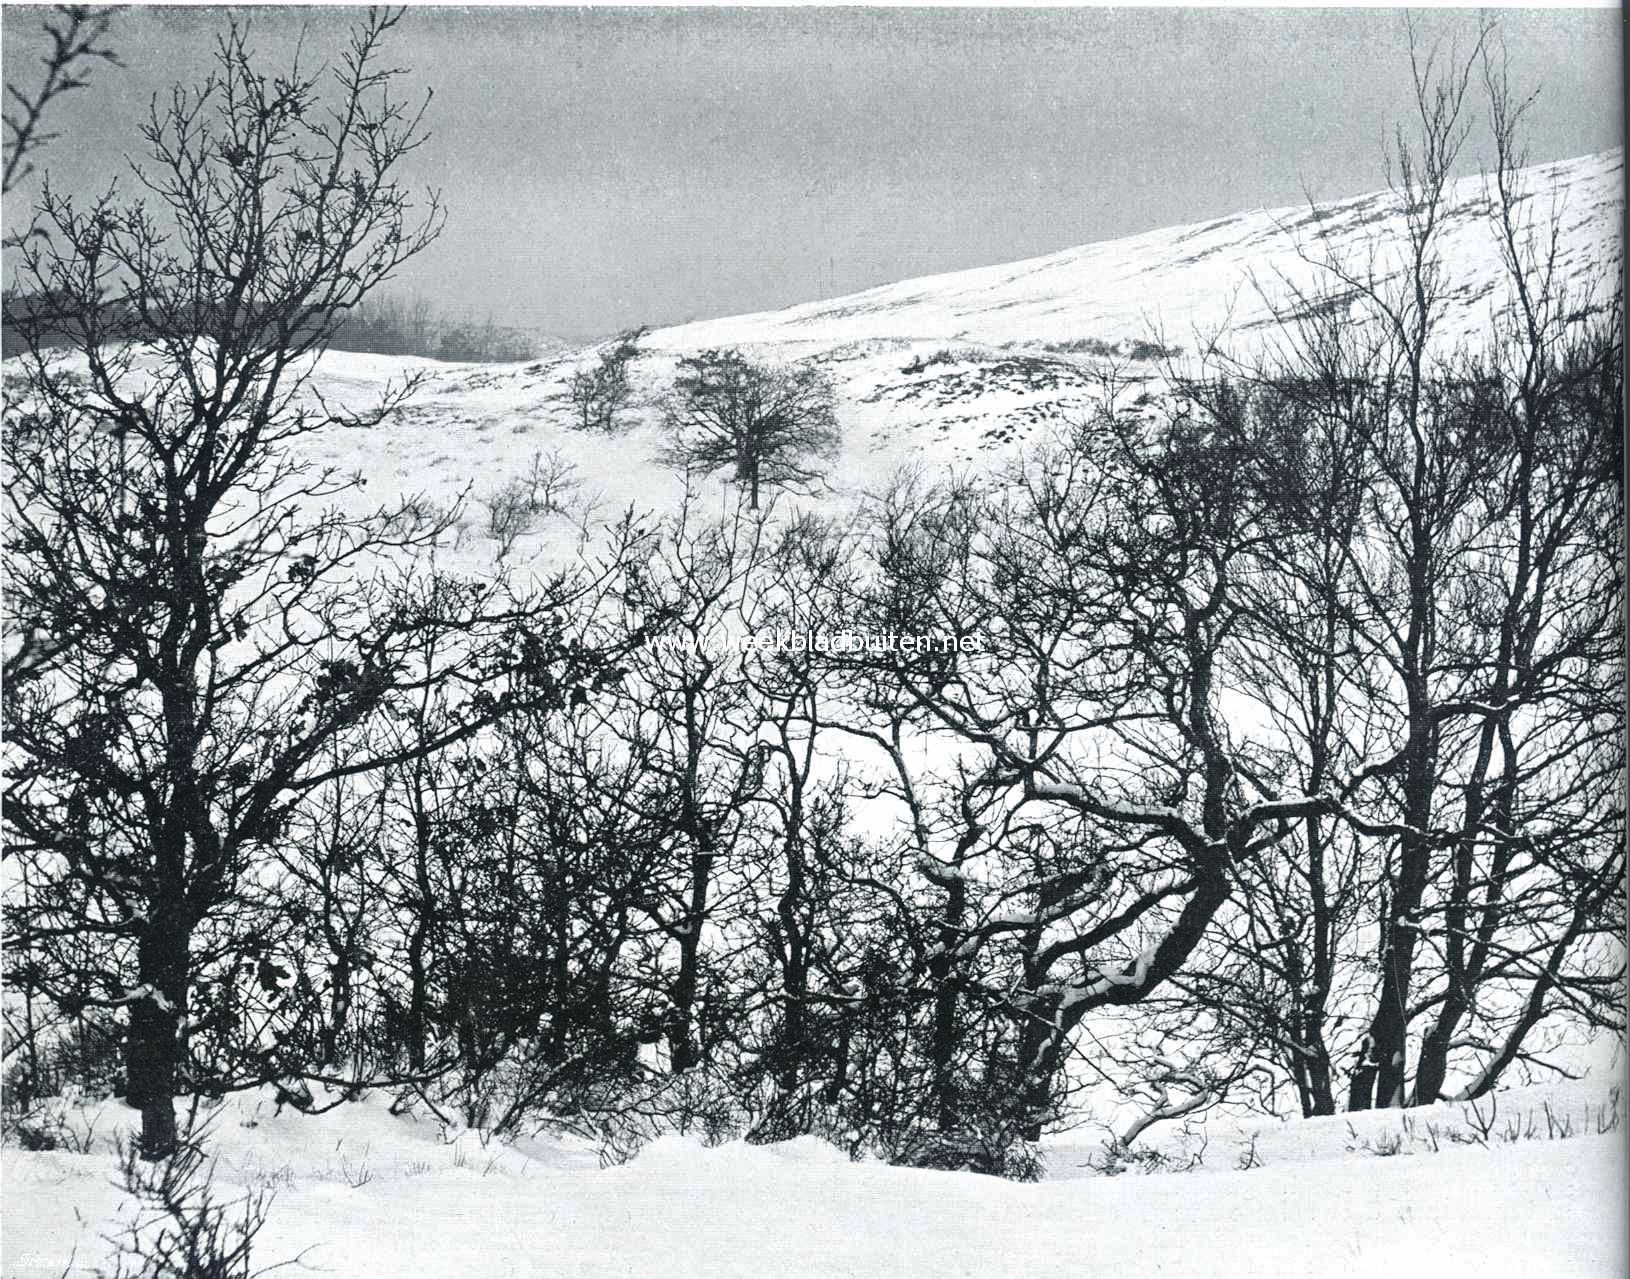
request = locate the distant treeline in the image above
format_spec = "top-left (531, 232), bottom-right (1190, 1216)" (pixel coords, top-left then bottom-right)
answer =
top-left (2, 292), bottom-right (539, 363)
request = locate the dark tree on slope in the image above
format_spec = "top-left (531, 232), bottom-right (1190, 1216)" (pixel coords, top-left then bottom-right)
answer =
top-left (569, 326), bottom-right (645, 433)
top-left (661, 348), bottom-right (840, 510)
top-left (2, 10), bottom-right (623, 1158)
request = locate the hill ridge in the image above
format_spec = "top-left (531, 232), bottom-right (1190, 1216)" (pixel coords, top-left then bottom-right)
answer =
top-left (645, 148), bottom-right (1623, 353)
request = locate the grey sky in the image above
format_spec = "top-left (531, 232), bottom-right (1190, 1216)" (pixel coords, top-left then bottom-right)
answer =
top-left (3, 6), bottom-right (1622, 336)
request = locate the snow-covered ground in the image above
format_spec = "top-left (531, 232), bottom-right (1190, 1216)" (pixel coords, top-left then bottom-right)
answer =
top-left (4, 150), bottom-right (1623, 1278)
top-left (9, 149), bottom-right (1619, 582)
top-left (230, 148), bottom-right (1623, 574)
top-left (648, 151), bottom-right (1623, 354)
top-left (3, 1078), bottom-right (1624, 1277)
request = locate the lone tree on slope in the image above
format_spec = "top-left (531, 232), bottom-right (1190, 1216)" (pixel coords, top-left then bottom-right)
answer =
top-left (660, 348), bottom-right (840, 510)
top-left (568, 325), bottom-right (645, 433)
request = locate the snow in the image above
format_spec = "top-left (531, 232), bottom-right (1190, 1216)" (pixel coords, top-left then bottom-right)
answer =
top-left (10, 149), bottom-right (1617, 581)
top-left (2, 1078), bottom-right (1623, 1278)
top-left (3, 149), bottom-right (1622, 1279)
top-left (645, 151), bottom-right (1623, 354)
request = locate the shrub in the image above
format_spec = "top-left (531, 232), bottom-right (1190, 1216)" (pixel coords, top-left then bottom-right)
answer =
top-left (482, 451), bottom-right (579, 560)
top-left (98, 1114), bottom-right (283, 1279)
top-left (2, 1089), bottom-right (103, 1153)
top-left (891, 1124), bottom-right (1045, 1181)
top-left (569, 327), bottom-right (646, 432)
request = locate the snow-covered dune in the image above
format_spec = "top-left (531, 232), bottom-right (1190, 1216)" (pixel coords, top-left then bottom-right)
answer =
top-left (13, 150), bottom-right (1615, 578)
top-left (235, 148), bottom-right (1622, 575)
top-left (3, 1079), bottom-right (1623, 1278)
top-left (646, 150), bottom-right (1622, 354)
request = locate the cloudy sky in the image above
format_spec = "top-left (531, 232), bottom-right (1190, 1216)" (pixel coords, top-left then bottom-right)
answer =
top-left (4, 5), bottom-right (1621, 336)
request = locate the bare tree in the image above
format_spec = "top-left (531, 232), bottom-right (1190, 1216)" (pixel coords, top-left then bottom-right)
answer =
top-left (608, 494), bottom-right (774, 1075)
top-left (661, 348), bottom-right (840, 509)
top-left (1240, 27), bottom-right (1627, 1110)
top-left (569, 326), bottom-right (645, 432)
top-left (2, 4), bottom-right (120, 200)
top-left (794, 420), bottom-right (1321, 1159)
top-left (2, 9), bottom-right (624, 1158)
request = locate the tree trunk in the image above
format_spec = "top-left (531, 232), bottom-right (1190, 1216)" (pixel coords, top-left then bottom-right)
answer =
top-left (404, 805), bottom-right (434, 1071)
top-left (1299, 1011), bottom-right (1338, 1117)
top-left (774, 847), bottom-right (809, 1121)
top-left (405, 934), bottom-right (429, 1071)
top-left (125, 909), bottom-right (189, 1160)
top-left (1368, 713), bottom-right (1436, 1108)
top-left (321, 946), bottom-right (353, 1069)
top-left (667, 849), bottom-right (712, 1074)
top-left (1015, 996), bottom-right (1059, 1143)
top-left (928, 878), bottom-right (966, 1132)
top-left (1353, 511), bottom-right (1439, 1111)
top-left (1347, 1036), bottom-right (1378, 1112)
top-left (1300, 805), bottom-right (1338, 1116)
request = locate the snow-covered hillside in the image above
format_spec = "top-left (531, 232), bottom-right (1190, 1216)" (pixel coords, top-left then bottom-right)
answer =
top-left (3, 1079), bottom-right (1623, 1278)
top-left (260, 148), bottom-right (1623, 575)
top-left (3, 150), bottom-right (1624, 1279)
top-left (650, 151), bottom-right (1623, 354)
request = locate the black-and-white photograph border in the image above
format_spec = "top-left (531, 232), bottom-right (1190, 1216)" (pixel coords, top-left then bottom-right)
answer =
top-left (1, 2), bottom-right (1624, 1275)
